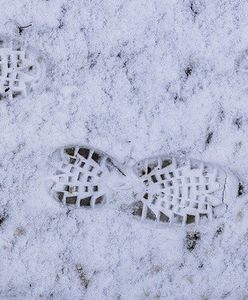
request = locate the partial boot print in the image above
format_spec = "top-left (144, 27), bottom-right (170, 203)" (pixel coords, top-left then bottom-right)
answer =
top-left (0, 37), bottom-right (45, 100)
top-left (48, 146), bottom-right (239, 226)
top-left (132, 156), bottom-right (239, 226)
top-left (49, 146), bottom-right (126, 208)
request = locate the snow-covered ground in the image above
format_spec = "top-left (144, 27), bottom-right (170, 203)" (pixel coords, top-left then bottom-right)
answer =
top-left (1, 0), bottom-right (248, 298)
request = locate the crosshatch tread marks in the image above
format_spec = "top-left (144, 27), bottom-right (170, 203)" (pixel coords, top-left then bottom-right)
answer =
top-left (49, 147), bottom-right (231, 225)
top-left (0, 46), bottom-right (40, 99)
top-left (51, 147), bottom-right (111, 208)
top-left (133, 157), bottom-right (225, 225)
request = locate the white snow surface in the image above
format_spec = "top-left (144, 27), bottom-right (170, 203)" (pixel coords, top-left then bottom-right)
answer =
top-left (1, 0), bottom-right (248, 299)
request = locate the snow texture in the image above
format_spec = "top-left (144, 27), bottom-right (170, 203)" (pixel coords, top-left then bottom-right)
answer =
top-left (0, 0), bottom-right (248, 299)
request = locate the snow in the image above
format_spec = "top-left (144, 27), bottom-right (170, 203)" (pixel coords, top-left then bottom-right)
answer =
top-left (1, 0), bottom-right (248, 299)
